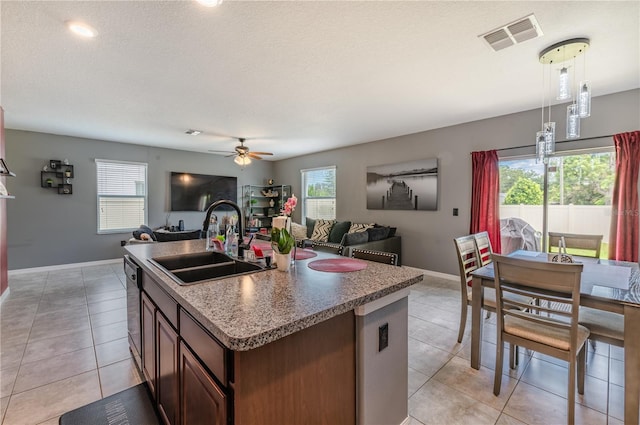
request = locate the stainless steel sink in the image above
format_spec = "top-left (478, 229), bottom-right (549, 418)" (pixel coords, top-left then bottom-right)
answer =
top-left (149, 251), bottom-right (267, 285)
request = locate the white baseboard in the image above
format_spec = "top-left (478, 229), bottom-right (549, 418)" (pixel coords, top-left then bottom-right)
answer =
top-left (8, 258), bottom-right (122, 276)
top-left (0, 287), bottom-right (10, 303)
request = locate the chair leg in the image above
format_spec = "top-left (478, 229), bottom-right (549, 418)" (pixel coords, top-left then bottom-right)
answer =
top-left (494, 335), bottom-right (504, 396)
top-left (568, 356), bottom-right (576, 425)
top-left (577, 345), bottom-right (586, 395)
top-left (457, 301), bottom-right (468, 343)
top-left (509, 343), bottom-right (516, 369)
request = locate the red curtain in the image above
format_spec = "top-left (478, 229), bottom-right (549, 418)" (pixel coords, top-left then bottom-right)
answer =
top-left (470, 150), bottom-right (501, 254)
top-left (609, 131), bottom-right (640, 261)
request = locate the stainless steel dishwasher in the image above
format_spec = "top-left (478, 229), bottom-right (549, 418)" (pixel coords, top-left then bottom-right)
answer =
top-left (124, 255), bottom-right (143, 373)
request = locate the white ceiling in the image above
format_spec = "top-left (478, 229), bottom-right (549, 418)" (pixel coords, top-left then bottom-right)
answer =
top-left (2, 1), bottom-right (639, 160)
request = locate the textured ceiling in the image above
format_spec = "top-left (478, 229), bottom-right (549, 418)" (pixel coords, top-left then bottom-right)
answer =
top-left (1, 1), bottom-right (639, 160)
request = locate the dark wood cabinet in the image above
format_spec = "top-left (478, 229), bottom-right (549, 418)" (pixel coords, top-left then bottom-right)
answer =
top-left (141, 292), bottom-right (156, 397)
top-left (180, 341), bottom-right (227, 425)
top-left (137, 268), bottom-right (354, 425)
top-left (157, 313), bottom-right (179, 425)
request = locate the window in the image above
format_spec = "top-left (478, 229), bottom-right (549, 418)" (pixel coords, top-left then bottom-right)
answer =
top-left (96, 159), bottom-right (147, 233)
top-left (499, 148), bottom-right (615, 257)
top-left (301, 166), bottom-right (336, 220)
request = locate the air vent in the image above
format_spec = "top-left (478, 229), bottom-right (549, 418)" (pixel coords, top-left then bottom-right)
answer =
top-left (479, 14), bottom-right (543, 52)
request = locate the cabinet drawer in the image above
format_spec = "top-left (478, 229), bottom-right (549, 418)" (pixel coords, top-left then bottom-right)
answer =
top-left (179, 308), bottom-right (227, 385)
top-left (142, 273), bottom-right (178, 328)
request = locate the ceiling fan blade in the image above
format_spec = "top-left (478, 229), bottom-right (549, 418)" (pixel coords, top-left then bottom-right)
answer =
top-left (247, 153), bottom-right (264, 160)
top-left (250, 151), bottom-right (273, 156)
top-left (208, 150), bottom-right (235, 154)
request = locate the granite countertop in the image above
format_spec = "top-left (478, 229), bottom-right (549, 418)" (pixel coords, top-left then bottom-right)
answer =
top-left (125, 239), bottom-right (423, 351)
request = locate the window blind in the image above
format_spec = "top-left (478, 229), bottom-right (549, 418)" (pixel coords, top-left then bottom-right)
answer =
top-left (96, 159), bottom-right (147, 233)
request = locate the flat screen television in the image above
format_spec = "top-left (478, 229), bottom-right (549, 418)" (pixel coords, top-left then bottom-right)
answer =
top-left (170, 172), bottom-right (237, 212)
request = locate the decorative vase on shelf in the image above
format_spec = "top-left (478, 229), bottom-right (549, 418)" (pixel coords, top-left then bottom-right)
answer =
top-left (274, 253), bottom-right (292, 271)
top-left (269, 199), bottom-right (275, 208)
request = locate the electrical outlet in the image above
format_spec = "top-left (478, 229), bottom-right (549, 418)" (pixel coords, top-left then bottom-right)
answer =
top-left (453, 208), bottom-right (459, 216)
top-left (379, 323), bottom-right (389, 351)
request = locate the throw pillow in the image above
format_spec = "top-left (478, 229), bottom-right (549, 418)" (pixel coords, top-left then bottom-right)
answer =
top-left (367, 226), bottom-right (390, 242)
top-left (305, 217), bottom-right (317, 239)
top-left (310, 219), bottom-right (335, 242)
top-left (341, 231), bottom-right (369, 246)
top-left (348, 223), bottom-right (374, 234)
top-left (290, 222), bottom-right (308, 240)
top-left (373, 223), bottom-right (397, 237)
top-left (133, 225), bottom-right (156, 241)
top-left (328, 221), bottom-right (351, 243)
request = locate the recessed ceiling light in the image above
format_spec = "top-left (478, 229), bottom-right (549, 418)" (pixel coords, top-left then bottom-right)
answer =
top-left (196, 0), bottom-right (223, 7)
top-left (66, 21), bottom-right (98, 38)
top-left (185, 129), bottom-right (202, 136)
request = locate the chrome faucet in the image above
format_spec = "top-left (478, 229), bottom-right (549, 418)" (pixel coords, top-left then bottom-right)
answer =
top-left (202, 200), bottom-right (249, 257)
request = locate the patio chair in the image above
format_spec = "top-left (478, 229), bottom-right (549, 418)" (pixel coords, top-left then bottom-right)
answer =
top-left (350, 248), bottom-right (398, 266)
top-left (492, 254), bottom-right (588, 425)
top-left (548, 232), bottom-right (603, 259)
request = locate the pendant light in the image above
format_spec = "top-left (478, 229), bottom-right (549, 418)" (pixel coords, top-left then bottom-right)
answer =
top-left (537, 38), bottom-right (590, 160)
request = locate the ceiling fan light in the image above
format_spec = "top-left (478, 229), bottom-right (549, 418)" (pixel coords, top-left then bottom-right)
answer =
top-left (234, 155), bottom-right (252, 166)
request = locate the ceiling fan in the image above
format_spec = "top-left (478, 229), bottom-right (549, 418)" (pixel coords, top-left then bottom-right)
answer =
top-left (208, 138), bottom-right (273, 166)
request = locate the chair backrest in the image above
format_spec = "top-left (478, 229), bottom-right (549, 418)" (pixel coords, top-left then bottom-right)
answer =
top-left (492, 254), bottom-right (584, 350)
top-left (350, 248), bottom-right (398, 266)
top-left (473, 231), bottom-right (493, 267)
top-left (453, 235), bottom-right (481, 289)
top-left (548, 232), bottom-right (603, 258)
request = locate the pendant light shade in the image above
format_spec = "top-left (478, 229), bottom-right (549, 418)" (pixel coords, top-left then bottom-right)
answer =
top-left (566, 104), bottom-right (580, 139)
top-left (557, 67), bottom-right (571, 100)
top-left (577, 80), bottom-right (591, 117)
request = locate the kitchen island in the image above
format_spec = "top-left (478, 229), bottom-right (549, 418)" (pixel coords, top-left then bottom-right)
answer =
top-left (124, 239), bottom-right (423, 425)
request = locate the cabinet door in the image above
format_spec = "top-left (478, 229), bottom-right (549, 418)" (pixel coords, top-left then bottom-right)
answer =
top-left (157, 313), bottom-right (179, 425)
top-left (180, 341), bottom-right (227, 425)
top-left (141, 292), bottom-right (156, 397)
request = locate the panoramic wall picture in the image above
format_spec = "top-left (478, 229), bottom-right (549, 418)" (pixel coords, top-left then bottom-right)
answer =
top-left (366, 158), bottom-right (438, 210)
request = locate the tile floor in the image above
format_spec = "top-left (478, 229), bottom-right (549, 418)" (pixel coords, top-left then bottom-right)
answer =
top-left (0, 264), bottom-right (627, 424)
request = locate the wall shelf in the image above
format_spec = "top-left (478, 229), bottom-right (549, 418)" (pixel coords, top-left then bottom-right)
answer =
top-left (41, 159), bottom-right (73, 194)
top-left (0, 158), bottom-right (15, 177)
top-left (243, 184), bottom-right (292, 233)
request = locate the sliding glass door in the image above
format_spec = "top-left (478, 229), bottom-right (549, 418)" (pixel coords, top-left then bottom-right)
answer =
top-left (499, 149), bottom-right (615, 257)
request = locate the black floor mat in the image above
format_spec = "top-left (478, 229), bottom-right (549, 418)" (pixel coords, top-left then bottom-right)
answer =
top-left (59, 383), bottom-right (160, 425)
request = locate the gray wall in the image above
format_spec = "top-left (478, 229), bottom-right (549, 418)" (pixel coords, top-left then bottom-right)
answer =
top-left (5, 131), bottom-right (273, 269)
top-left (274, 89), bottom-right (640, 275)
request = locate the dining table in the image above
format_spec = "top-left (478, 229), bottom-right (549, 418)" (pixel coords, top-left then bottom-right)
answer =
top-left (470, 250), bottom-right (640, 424)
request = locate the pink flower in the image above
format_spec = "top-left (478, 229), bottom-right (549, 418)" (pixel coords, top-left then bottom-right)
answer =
top-left (281, 194), bottom-right (297, 217)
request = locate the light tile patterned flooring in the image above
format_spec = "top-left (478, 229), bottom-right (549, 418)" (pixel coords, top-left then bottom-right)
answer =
top-left (0, 265), bottom-right (626, 424)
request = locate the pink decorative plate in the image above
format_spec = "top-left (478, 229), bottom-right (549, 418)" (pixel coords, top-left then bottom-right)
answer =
top-left (307, 258), bottom-right (367, 273)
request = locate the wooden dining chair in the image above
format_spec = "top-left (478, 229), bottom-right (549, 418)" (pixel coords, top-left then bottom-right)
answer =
top-left (548, 232), bottom-right (603, 259)
top-left (350, 248), bottom-right (398, 266)
top-left (492, 254), bottom-right (589, 425)
top-left (579, 308), bottom-right (624, 349)
top-left (453, 235), bottom-right (486, 343)
top-left (473, 231), bottom-right (493, 267)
